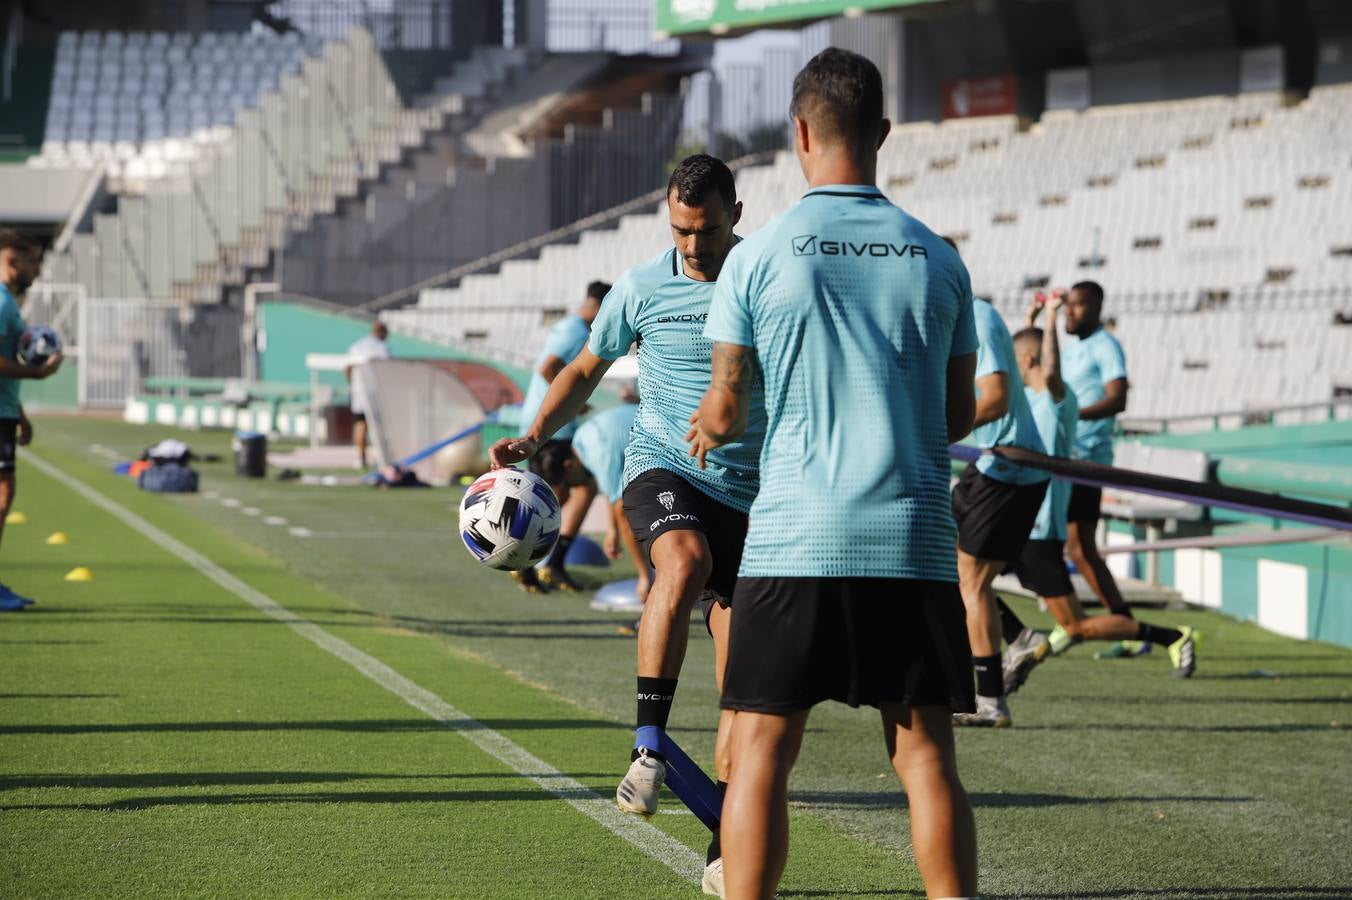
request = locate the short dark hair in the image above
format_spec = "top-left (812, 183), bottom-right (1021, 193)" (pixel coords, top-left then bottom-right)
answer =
top-left (1071, 281), bottom-right (1105, 306)
top-left (585, 280), bottom-right (611, 303)
top-left (530, 440), bottom-right (574, 487)
top-left (667, 154), bottom-right (736, 212)
top-left (1012, 327), bottom-right (1042, 356)
top-left (791, 48), bottom-right (884, 150)
top-left (0, 229), bottom-right (42, 257)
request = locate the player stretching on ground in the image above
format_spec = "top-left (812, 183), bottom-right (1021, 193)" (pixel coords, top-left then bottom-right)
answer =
top-left (0, 230), bottom-right (63, 610)
top-left (513, 280), bottom-right (611, 594)
top-left (491, 155), bottom-right (762, 896)
top-left (950, 292), bottom-right (1049, 729)
top-left (690, 49), bottom-right (979, 900)
top-left (530, 393), bottom-right (651, 606)
top-left (1061, 281), bottom-right (1141, 656)
top-left (1001, 295), bottom-right (1196, 688)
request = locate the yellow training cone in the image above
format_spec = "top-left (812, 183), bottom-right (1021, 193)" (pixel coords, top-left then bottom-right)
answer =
top-left (6, 511), bottom-right (27, 525)
top-left (64, 567), bottom-right (94, 582)
top-left (46, 532), bottom-right (70, 546)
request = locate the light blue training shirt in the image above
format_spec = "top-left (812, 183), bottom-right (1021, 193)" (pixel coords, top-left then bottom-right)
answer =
top-left (570, 402), bottom-right (638, 501)
top-left (970, 300), bottom-right (1048, 485)
top-left (1026, 387), bottom-right (1079, 541)
top-left (589, 246), bottom-right (764, 513)
top-left (1061, 326), bottom-right (1127, 464)
top-left (0, 283), bottom-right (27, 419)
top-left (519, 313), bottom-right (591, 441)
top-left (705, 184), bottom-right (978, 580)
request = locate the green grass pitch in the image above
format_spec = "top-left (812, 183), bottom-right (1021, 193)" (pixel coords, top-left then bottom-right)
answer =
top-left (2, 415), bottom-right (1350, 898)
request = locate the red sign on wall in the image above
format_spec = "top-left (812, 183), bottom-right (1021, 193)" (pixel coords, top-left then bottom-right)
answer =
top-left (942, 74), bottom-right (1019, 119)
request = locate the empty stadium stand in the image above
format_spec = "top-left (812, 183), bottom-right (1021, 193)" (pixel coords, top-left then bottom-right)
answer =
top-left (386, 86), bottom-right (1352, 426)
top-left (38, 28), bottom-right (533, 302)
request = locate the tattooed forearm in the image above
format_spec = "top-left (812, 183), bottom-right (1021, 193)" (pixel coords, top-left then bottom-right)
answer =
top-left (711, 343), bottom-right (755, 397)
top-left (697, 342), bottom-right (755, 444)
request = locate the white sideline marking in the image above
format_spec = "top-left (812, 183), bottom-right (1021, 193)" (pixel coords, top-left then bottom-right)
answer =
top-left (204, 491), bottom-right (220, 500)
top-left (288, 526), bottom-right (313, 538)
top-left (21, 449), bottom-right (703, 885)
top-left (241, 507), bottom-right (261, 517)
top-left (264, 516), bottom-right (288, 526)
top-left (221, 498), bottom-right (241, 508)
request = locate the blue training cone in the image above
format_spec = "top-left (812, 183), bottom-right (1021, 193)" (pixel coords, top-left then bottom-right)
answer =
top-left (564, 535), bottom-right (610, 567)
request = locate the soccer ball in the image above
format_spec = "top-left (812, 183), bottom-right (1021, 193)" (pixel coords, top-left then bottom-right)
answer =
top-left (17, 325), bottom-right (61, 367)
top-left (458, 467), bottom-right (561, 571)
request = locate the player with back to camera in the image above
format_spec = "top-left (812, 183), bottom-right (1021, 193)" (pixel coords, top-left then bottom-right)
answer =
top-left (0, 230), bottom-right (64, 611)
top-left (490, 154), bottom-right (764, 897)
top-left (689, 49), bottom-right (979, 900)
top-left (1060, 280), bottom-right (1142, 658)
top-left (998, 293), bottom-right (1197, 690)
top-left (528, 384), bottom-right (651, 612)
top-left (511, 280), bottom-right (611, 594)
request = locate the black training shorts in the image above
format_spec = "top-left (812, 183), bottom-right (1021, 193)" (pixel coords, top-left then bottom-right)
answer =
top-left (622, 468), bottom-right (748, 605)
top-left (721, 577), bottom-right (975, 715)
top-left (1006, 538), bottom-right (1074, 598)
top-left (0, 419), bottom-right (17, 472)
top-left (1067, 483), bottom-right (1103, 527)
top-left (951, 464), bottom-right (1048, 562)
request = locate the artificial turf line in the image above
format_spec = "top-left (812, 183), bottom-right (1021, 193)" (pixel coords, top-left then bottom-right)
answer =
top-left (18, 447), bottom-right (706, 885)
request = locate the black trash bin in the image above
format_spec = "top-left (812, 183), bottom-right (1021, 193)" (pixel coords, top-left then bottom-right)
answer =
top-left (233, 431), bottom-right (267, 478)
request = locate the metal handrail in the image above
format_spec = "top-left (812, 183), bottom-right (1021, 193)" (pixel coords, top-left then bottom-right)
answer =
top-left (358, 149), bottom-right (781, 312)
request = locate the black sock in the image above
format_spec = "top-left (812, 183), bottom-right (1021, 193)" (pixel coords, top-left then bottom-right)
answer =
top-left (547, 534), bottom-right (574, 569)
top-left (974, 654), bottom-right (1003, 699)
top-left (997, 598), bottom-right (1026, 645)
top-left (1137, 623), bottom-right (1183, 647)
top-left (706, 781), bottom-right (728, 864)
top-left (636, 676), bottom-right (678, 730)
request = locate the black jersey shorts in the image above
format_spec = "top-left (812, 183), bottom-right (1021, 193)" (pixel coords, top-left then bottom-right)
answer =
top-left (951, 463), bottom-right (1048, 562)
top-left (721, 577), bottom-right (975, 715)
top-left (1067, 483), bottom-right (1103, 527)
top-left (1005, 538), bottom-right (1075, 598)
top-left (0, 419), bottom-right (18, 472)
top-left (622, 468), bottom-right (748, 612)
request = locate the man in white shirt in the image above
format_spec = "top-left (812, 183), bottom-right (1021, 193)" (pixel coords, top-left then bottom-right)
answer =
top-left (346, 321), bottom-right (391, 468)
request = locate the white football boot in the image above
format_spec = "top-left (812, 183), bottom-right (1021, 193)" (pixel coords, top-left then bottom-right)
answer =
top-left (615, 747), bottom-right (666, 815)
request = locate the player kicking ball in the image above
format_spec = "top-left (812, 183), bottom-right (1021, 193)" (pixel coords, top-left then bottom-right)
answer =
top-left (490, 154), bottom-right (764, 896)
top-left (1000, 294), bottom-right (1197, 692)
top-left (690, 50), bottom-right (980, 900)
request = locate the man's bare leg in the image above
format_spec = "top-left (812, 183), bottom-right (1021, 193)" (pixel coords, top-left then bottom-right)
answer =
top-left (722, 709), bottom-right (810, 900)
top-left (637, 529), bottom-right (711, 679)
top-left (539, 480), bottom-right (598, 591)
top-left (956, 552), bottom-right (1007, 715)
top-left (882, 703), bottom-right (978, 898)
top-left (0, 472), bottom-right (13, 550)
top-left (616, 529), bottom-right (712, 816)
top-left (1065, 520), bottom-right (1130, 616)
top-left (353, 418), bottom-right (368, 469)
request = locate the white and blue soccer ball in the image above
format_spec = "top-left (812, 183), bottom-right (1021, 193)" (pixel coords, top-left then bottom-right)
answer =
top-left (17, 324), bottom-right (61, 367)
top-left (458, 467), bottom-right (561, 571)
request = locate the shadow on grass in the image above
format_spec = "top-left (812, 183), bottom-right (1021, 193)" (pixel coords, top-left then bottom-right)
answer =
top-left (0, 717), bottom-right (627, 735)
top-left (2, 786), bottom-right (615, 812)
top-left (1048, 694), bottom-right (1352, 705)
top-left (990, 890), bottom-right (1352, 899)
top-left (781, 891), bottom-right (920, 897)
top-left (0, 693), bottom-right (117, 699)
top-left (790, 791), bottom-right (1257, 811)
top-left (1016, 723), bottom-right (1345, 734)
top-left (1, 770), bottom-right (614, 790)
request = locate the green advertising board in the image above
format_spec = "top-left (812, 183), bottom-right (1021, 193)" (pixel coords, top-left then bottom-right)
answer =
top-left (655, 0), bottom-right (946, 36)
